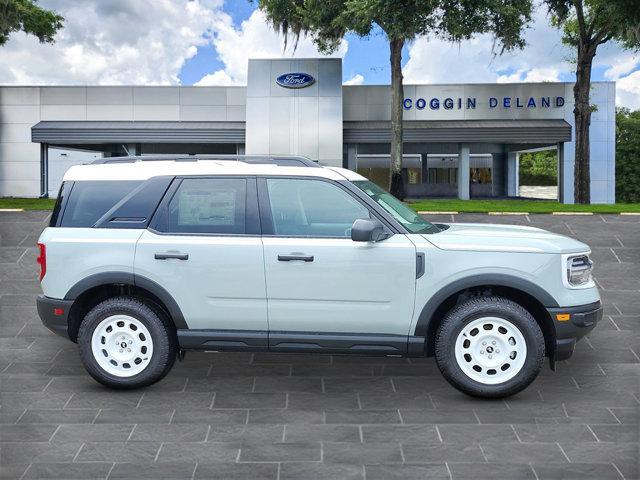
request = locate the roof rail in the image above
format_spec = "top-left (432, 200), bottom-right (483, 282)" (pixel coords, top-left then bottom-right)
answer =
top-left (90, 154), bottom-right (320, 168)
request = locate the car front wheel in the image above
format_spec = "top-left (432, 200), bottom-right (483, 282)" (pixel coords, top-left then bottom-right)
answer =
top-left (78, 297), bottom-right (176, 389)
top-left (435, 296), bottom-right (545, 398)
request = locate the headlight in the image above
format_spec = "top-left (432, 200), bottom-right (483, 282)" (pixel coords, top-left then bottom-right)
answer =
top-left (566, 254), bottom-right (593, 287)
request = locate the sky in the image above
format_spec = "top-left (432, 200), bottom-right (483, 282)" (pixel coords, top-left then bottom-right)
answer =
top-left (0, 0), bottom-right (638, 109)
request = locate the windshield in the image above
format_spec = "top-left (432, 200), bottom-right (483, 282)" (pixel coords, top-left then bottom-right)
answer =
top-left (352, 180), bottom-right (441, 234)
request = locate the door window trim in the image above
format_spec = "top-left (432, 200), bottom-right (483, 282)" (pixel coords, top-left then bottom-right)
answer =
top-left (256, 176), bottom-right (398, 238)
top-left (148, 175), bottom-right (261, 237)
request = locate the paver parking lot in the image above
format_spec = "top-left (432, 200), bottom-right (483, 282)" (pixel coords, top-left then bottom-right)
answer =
top-left (0, 211), bottom-right (638, 479)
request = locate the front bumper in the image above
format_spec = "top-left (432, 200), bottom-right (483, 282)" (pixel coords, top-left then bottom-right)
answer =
top-left (547, 300), bottom-right (603, 362)
top-left (37, 295), bottom-right (73, 339)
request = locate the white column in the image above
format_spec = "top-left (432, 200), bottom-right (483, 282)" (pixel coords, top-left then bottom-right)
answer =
top-left (457, 143), bottom-right (470, 200)
top-left (347, 144), bottom-right (357, 170)
top-left (507, 151), bottom-right (519, 197)
top-left (558, 142), bottom-right (569, 204)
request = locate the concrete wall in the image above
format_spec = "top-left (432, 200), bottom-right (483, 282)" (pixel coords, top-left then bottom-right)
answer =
top-left (245, 58), bottom-right (343, 166)
top-left (343, 82), bottom-right (616, 203)
top-left (561, 82), bottom-right (616, 204)
top-left (0, 87), bottom-right (41, 196)
top-left (1, 79), bottom-right (615, 203)
top-left (0, 86), bottom-right (247, 197)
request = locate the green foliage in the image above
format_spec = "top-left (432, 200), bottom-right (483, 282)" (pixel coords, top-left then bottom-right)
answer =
top-left (519, 150), bottom-right (558, 186)
top-left (406, 198), bottom-right (640, 213)
top-left (0, 0), bottom-right (63, 45)
top-left (0, 197), bottom-right (56, 210)
top-left (616, 108), bottom-right (640, 203)
top-left (546, 0), bottom-right (640, 51)
top-left (258, 0), bottom-right (533, 53)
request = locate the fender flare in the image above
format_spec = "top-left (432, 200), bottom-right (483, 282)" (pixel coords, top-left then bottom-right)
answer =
top-left (414, 273), bottom-right (559, 337)
top-left (64, 272), bottom-right (188, 329)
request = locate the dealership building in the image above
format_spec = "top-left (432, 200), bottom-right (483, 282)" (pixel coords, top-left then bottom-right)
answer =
top-left (0, 58), bottom-right (616, 203)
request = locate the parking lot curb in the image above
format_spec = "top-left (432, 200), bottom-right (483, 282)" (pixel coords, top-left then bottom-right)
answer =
top-left (0, 208), bottom-right (24, 212)
top-left (552, 212), bottom-right (594, 215)
top-left (417, 211), bottom-right (459, 215)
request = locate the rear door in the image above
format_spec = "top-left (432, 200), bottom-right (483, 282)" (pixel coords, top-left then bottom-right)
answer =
top-left (134, 176), bottom-right (268, 335)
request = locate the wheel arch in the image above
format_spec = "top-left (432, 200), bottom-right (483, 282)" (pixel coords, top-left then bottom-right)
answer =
top-left (416, 274), bottom-right (558, 357)
top-left (64, 272), bottom-right (187, 342)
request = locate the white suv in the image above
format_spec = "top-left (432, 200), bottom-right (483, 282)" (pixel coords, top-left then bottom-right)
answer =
top-left (36, 155), bottom-right (602, 398)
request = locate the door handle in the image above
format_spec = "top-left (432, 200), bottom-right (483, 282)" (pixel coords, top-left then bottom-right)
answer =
top-left (154, 253), bottom-right (189, 260)
top-left (278, 254), bottom-right (314, 262)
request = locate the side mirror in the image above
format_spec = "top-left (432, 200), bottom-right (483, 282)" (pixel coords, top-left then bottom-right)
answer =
top-left (351, 218), bottom-right (388, 242)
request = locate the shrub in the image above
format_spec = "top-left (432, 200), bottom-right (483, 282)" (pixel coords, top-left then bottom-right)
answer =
top-left (616, 108), bottom-right (640, 203)
top-left (519, 150), bottom-right (558, 186)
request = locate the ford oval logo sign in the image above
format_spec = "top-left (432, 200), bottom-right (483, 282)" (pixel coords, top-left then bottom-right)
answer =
top-left (276, 73), bottom-right (315, 89)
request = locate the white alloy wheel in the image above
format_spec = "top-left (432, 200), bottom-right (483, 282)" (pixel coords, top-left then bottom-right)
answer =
top-left (454, 316), bottom-right (527, 385)
top-left (90, 315), bottom-right (154, 377)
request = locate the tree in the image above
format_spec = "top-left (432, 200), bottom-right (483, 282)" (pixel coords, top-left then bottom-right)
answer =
top-left (0, 0), bottom-right (64, 46)
top-left (519, 150), bottom-right (558, 186)
top-left (544, 0), bottom-right (640, 204)
top-left (258, 0), bottom-right (532, 198)
top-left (615, 107), bottom-right (640, 203)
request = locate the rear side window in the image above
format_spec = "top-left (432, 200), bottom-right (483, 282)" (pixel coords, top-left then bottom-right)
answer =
top-left (60, 181), bottom-right (141, 227)
top-left (154, 178), bottom-right (247, 234)
top-left (49, 182), bottom-right (72, 227)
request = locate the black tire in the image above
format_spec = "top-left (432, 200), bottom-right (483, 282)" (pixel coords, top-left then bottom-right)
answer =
top-left (78, 296), bottom-right (177, 389)
top-left (435, 296), bottom-right (545, 398)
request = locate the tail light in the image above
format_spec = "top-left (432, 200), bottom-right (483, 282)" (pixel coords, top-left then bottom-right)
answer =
top-left (36, 243), bottom-right (46, 281)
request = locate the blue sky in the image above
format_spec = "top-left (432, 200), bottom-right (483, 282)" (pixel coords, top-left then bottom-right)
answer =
top-left (1, 0), bottom-right (637, 107)
top-left (179, 4), bottom-right (403, 86)
top-left (178, 1), bottom-right (625, 87)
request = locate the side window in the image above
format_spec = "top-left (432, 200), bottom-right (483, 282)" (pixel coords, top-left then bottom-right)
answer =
top-left (156, 178), bottom-right (247, 234)
top-left (266, 178), bottom-right (370, 237)
top-left (60, 181), bottom-right (141, 227)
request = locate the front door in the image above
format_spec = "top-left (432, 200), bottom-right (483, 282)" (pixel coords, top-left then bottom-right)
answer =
top-left (135, 176), bottom-right (267, 336)
top-left (259, 177), bottom-right (417, 351)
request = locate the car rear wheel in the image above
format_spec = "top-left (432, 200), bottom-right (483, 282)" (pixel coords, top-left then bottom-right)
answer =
top-left (78, 297), bottom-right (176, 389)
top-left (435, 296), bottom-right (545, 398)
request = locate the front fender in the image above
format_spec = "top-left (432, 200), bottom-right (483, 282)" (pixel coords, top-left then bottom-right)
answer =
top-left (413, 273), bottom-right (559, 338)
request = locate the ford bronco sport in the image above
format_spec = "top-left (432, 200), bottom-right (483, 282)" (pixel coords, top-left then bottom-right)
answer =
top-left (36, 155), bottom-right (602, 398)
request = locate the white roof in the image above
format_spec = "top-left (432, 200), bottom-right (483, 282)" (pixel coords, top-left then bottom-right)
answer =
top-left (63, 160), bottom-right (368, 182)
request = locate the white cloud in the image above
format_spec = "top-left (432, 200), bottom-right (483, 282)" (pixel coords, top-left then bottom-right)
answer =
top-left (616, 70), bottom-right (640, 110)
top-left (196, 9), bottom-right (348, 86)
top-left (195, 70), bottom-right (237, 86)
top-left (402, 5), bottom-right (639, 108)
top-left (497, 67), bottom-right (561, 83)
top-left (403, 8), bottom-right (572, 85)
top-left (343, 74), bottom-right (364, 85)
top-left (0, 0), bottom-right (224, 85)
top-left (604, 53), bottom-right (639, 81)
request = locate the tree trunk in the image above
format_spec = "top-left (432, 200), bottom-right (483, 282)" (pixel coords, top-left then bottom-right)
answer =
top-left (389, 36), bottom-right (405, 199)
top-left (573, 45), bottom-right (595, 204)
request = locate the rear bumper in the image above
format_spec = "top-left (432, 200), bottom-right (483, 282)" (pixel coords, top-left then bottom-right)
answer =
top-left (548, 300), bottom-right (603, 362)
top-left (37, 295), bottom-right (73, 339)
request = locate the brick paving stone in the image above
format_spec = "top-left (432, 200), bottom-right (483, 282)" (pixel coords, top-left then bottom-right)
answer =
top-left (0, 211), bottom-right (637, 479)
top-left (194, 462), bottom-right (278, 480)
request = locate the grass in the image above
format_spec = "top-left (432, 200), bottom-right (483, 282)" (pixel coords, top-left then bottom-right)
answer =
top-left (0, 198), bottom-right (57, 210)
top-left (407, 199), bottom-right (640, 214)
top-left (2, 196), bottom-right (639, 214)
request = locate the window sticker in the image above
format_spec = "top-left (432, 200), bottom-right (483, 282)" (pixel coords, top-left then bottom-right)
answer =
top-left (178, 188), bottom-right (235, 226)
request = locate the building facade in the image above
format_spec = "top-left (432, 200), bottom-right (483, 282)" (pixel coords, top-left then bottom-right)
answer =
top-left (0, 58), bottom-right (616, 203)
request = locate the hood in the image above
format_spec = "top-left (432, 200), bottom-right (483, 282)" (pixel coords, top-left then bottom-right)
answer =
top-left (423, 223), bottom-right (590, 254)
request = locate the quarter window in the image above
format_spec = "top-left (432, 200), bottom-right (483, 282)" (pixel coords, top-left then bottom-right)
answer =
top-left (157, 178), bottom-right (247, 234)
top-left (60, 181), bottom-right (141, 227)
top-left (266, 178), bottom-right (370, 237)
